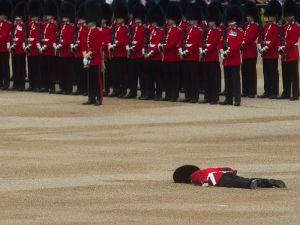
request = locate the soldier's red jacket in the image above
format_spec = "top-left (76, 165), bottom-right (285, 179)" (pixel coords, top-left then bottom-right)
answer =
top-left (147, 26), bottom-right (163, 61)
top-left (241, 22), bottom-right (259, 59)
top-left (190, 167), bottom-right (234, 186)
top-left (74, 23), bottom-right (88, 58)
top-left (43, 21), bottom-right (57, 55)
top-left (281, 22), bottom-right (300, 62)
top-left (179, 25), bottom-right (202, 61)
top-left (129, 23), bottom-right (144, 59)
top-left (12, 23), bottom-right (25, 54)
top-left (161, 25), bottom-right (181, 62)
top-left (100, 25), bottom-right (111, 60)
top-left (0, 20), bottom-right (11, 52)
top-left (257, 22), bottom-right (280, 59)
top-left (27, 20), bottom-right (40, 56)
top-left (220, 27), bottom-right (244, 66)
top-left (58, 23), bottom-right (74, 57)
top-left (112, 24), bottom-right (129, 58)
top-left (202, 27), bottom-right (222, 62)
top-left (87, 27), bottom-right (102, 66)
top-left (178, 20), bottom-right (189, 30)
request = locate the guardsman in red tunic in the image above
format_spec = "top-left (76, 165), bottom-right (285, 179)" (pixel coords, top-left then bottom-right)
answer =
top-left (82, 0), bottom-right (103, 106)
top-left (38, 0), bottom-right (57, 93)
top-left (179, 3), bottom-right (203, 103)
top-left (241, 1), bottom-right (259, 98)
top-left (54, 1), bottom-right (74, 95)
top-left (219, 5), bottom-right (243, 106)
top-left (257, 0), bottom-right (281, 99)
top-left (8, 2), bottom-right (26, 91)
top-left (71, 3), bottom-right (88, 96)
top-left (158, 2), bottom-right (182, 102)
top-left (0, 0), bottom-right (12, 90)
top-left (108, 2), bottom-right (129, 98)
top-left (126, 3), bottom-right (146, 99)
top-left (99, 3), bottom-right (113, 97)
top-left (143, 3), bottom-right (164, 101)
top-left (199, 2), bottom-right (222, 104)
top-left (277, 0), bottom-right (300, 101)
top-left (25, 0), bottom-right (41, 92)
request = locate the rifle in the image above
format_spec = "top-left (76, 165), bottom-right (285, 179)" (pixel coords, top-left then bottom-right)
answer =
top-left (221, 14), bottom-right (228, 56)
top-left (278, 7), bottom-right (286, 55)
top-left (74, 8), bottom-right (78, 46)
top-left (202, 24), bottom-right (207, 52)
top-left (110, 23), bottom-right (115, 54)
top-left (55, 3), bottom-right (61, 56)
top-left (162, 23), bottom-right (167, 44)
top-left (38, 11), bottom-right (44, 49)
top-left (144, 25), bottom-right (149, 54)
top-left (257, 6), bottom-right (265, 49)
top-left (9, 10), bottom-right (15, 50)
top-left (24, 8), bottom-right (30, 52)
top-left (128, 24), bottom-right (133, 48)
top-left (182, 26), bottom-right (186, 52)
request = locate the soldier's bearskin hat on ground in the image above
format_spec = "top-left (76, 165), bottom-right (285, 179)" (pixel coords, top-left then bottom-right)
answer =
top-left (265, 0), bottom-right (281, 20)
top-left (61, 1), bottom-right (75, 20)
top-left (206, 1), bottom-right (222, 26)
top-left (132, 3), bottom-right (146, 23)
top-left (180, 0), bottom-right (190, 17)
top-left (147, 3), bottom-right (165, 26)
top-left (283, 0), bottom-right (298, 18)
top-left (85, 0), bottom-right (100, 24)
top-left (44, 0), bottom-right (57, 16)
top-left (100, 3), bottom-right (113, 25)
top-left (14, 1), bottom-right (27, 19)
top-left (173, 165), bottom-right (200, 183)
top-left (158, 0), bottom-right (170, 14)
top-left (166, 2), bottom-right (182, 25)
top-left (128, 0), bottom-right (139, 14)
top-left (186, 3), bottom-right (202, 23)
top-left (28, 0), bottom-right (41, 17)
top-left (226, 5), bottom-right (243, 26)
top-left (194, 0), bottom-right (206, 19)
top-left (0, 0), bottom-right (12, 18)
top-left (114, 2), bottom-right (129, 23)
top-left (245, 0), bottom-right (258, 22)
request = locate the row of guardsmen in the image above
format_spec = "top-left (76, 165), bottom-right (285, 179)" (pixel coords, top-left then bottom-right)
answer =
top-left (0, 0), bottom-right (299, 107)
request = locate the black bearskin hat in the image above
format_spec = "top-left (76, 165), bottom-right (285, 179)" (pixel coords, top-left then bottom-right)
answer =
top-left (61, 1), bottom-right (75, 20)
top-left (44, 0), bottom-right (57, 16)
top-left (265, 0), bottom-right (281, 20)
top-left (206, 1), bottom-right (222, 25)
top-left (128, 0), bottom-right (139, 14)
top-left (28, 0), bottom-right (41, 17)
top-left (158, 0), bottom-right (170, 14)
top-left (75, 0), bottom-right (85, 9)
top-left (145, 0), bottom-right (155, 11)
top-left (132, 3), bottom-right (146, 23)
top-left (85, 0), bottom-right (100, 24)
top-left (0, 0), bottom-right (12, 18)
top-left (14, 1), bottom-right (27, 19)
top-left (283, 0), bottom-right (298, 18)
top-left (173, 165), bottom-right (200, 183)
top-left (11, 0), bottom-right (24, 7)
top-left (186, 3), bottom-right (202, 23)
top-left (194, 0), bottom-right (206, 19)
top-left (100, 3), bottom-right (113, 24)
top-left (114, 2), bottom-right (128, 22)
top-left (228, 0), bottom-right (241, 6)
top-left (180, 0), bottom-right (190, 17)
top-left (76, 2), bottom-right (84, 19)
top-left (166, 2), bottom-right (182, 25)
top-left (147, 3), bottom-right (165, 27)
top-left (245, 0), bottom-right (258, 22)
top-left (226, 5), bottom-right (242, 26)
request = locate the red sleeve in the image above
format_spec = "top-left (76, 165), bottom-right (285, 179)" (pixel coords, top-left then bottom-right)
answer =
top-left (206, 30), bottom-right (221, 55)
top-left (283, 25), bottom-right (300, 52)
top-left (101, 28), bottom-right (111, 52)
top-left (265, 26), bottom-right (279, 50)
top-left (163, 28), bottom-right (180, 51)
top-left (186, 29), bottom-right (202, 56)
top-left (227, 29), bottom-right (243, 58)
top-left (89, 29), bottom-right (102, 59)
top-left (44, 23), bottom-right (57, 48)
top-left (60, 25), bottom-right (74, 50)
top-left (0, 23), bottom-right (11, 44)
top-left (242, 24), bottom-right (259, 48)
top-left (132, 26), bottom-right (144, 52)
top-left (114, 26), bottom-right (128, 50)
top-left (29, 23), bottom-right (40, 47)
top-left (148, 29), bottom-right (163, 56)
top-left (14, 24), bottom-right (25, 49)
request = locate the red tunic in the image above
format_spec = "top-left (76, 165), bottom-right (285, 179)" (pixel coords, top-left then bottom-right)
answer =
top-left (43, 21), bottom-right (57, 56)
top-left (12, 23), bottom-right (25, 54)
top-left (241, 22), bottom-right (259, 59)
top-left (0, 21), bottom-right (11, 52)
top-left (27, 21), bottom-right (40, 56)
top-left (58, 23), bottom-right (74, 57)
top-left (190, 167), bottom-right (234, 186)
top-left (179, 25), bottom-right (202, 61)
top-left (74, 24), bottom-right (88, 58)
top-left (100, 25), bottom-right (111, 60)
top-left (162, 25), bottom-right (181, 62)
top-left (257, 23), bottom-right (280, 59)
top-left (202, 27), bottom-right (222, 62)
top-left (129, 24), bottom-right (145, 59)
top-left (87, 27), bottom-right (102, 66)
top-left (112, 24), bottom-right (129, 58)
top-left (281, 22), bottom-right (300, 62)
top-left (147, 26), bottom-right (163, 61)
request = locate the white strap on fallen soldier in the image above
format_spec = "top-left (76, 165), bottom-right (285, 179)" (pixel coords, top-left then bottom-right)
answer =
top-left (207, 172), bottom-right (217, 186)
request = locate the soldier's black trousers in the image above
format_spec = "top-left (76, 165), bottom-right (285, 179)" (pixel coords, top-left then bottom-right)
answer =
top-left (58, 57), bottom-right (74, 93)
top-left (262, 58), bottom-right (279, 96)
top-left (41, 55), bottom-right (56, 90)
top-left (104, 59), bottom-right (112, 93)
top-left (88, 65), bottom-right (102, 102)
top-left (28, 55), bottom-right (41, 89)
top-left (111, 57), bottom-right (128, 95)
top-left (183, 61), bottom-right (200, 101)
top-left (128, 58), bottom-right (144, 97)
top-left (204, 61), bottom-right (219, 102)
top-left (163, 61), bottom-right (180, 100)
top-left (224, 65), bottom-right (241, 103)
top-left (74, 57), bottom-right (87, 93)
top-left (12, 54), bottom-right (26, 89)
top-left (0, 52), bottom-right (10, 88)
top-left (145, 60), bottom-right (163, 98)
top-left (281, 60), bottom-right (299, 98)
top-left (242, 57), bottom-right (257, 96)
top-left (216, 61), bottom-right (221, 93)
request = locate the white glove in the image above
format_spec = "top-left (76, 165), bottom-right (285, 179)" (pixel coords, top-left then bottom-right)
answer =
top-left (261, 46), bottom-right (268, 53)
top-left (6, 42), bottom-right (10, 49)
top-left (108, 43), bottom-right (115, 50)
top-left (53, 43), bottom-right (57, 49)
top-left (278, 46), bottom-right (285, 52)
top-left (202, 182), bottom-right (210, 187)
top-left (83, 57), bottom-right (90, 66)
top-left (220, 53), bottom-right (227, 59)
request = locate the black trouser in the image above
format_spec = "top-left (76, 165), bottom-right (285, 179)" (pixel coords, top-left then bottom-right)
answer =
top-left (224, 65), bottom-right (241, 103)
top-left (74, 57), bottom-right (87, 93)
top-left (0, 52), bottom-right (10, 88)
top-left (27, 55), bottom-right (41, 89)
top-left (183, 61), bottom-right (200, 101)
top-left (281, 60), bottom-right (299, 98)
top-left (216, 61), bottom-right (221, 93)
top-left (146, 60), bottom-right (163, 98)
top-left (111, 57), bottom-right (128, 95)
top-left (199, 61), bottom-right (206, 92)
top-left (88, 65), bottom-right (102, 103)
top-left (204, 61), bottom-right (219, 102)
top-left (104, 59), bottom-right (112, 93)
top-left (58, 57), bottom-right (74, 93)
top-left (163, 61), bottom-right (180, 100)
top-left (242, 57), bottom-right (257, 96)
top-left (12, 54), bottom-right (26, 89)
top-left (41, 55), bottom-right (56, 90)
top-left (128, 58), bottom-right (144, 96)
top-left (262, 58), bottom-right (279, 96)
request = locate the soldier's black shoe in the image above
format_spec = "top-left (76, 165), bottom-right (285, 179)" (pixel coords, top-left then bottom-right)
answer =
top-left (276, 95), bottom-right (290, 99)
top-left (39, 88), bottom-right (48, 93)
top-left (199, 99), bottom-right (210, 104)
top-left (219, 100), bottom-right (233, 105)
top-left (209, 101), bottom-right (218, 105)
top-left (17, 87), bottom-right (24, 91)
top-left (63, 91), bottom-right (71, 95)
top-left (241, 93), bottom-right (248, 97)
top-left (55, 90), bottom-right (64, 94)
top-left (25, 87), bottom-right (33, 92)
top-left (33, 88), bottom-right (41, 92)
top-left (249, 179), bottom-right (261, 189)
top-left (118, 93), bottom-right (126, 98)
top-left (234, 102), bottom-right (240, 106)
top-left (257, 93), bottom-right (268, 98)
top-left (180, 98), bottom-right (190, 103)
top-left (125, 94), bottom-right (136, 99)
top-left (8, 86), bottom-right (17, 91)
top-left (290, 97), bottom-right (299, 101)
top-left (162, 97), bottom-right (170, 101)
top-left (49, 89), bottom-right (55, 94)
top-left (82, 100), bottom-right (95, 105)
top-left (83, 92), bottom-right (88, 96)
top-left (268, 179), bottom-right (286, 188)
top-left (1, 86), bottom-right (9, 90)
top-left (268, 95), bottom-right (277, 99)
top-left (170, 98), bottom-right (177, 102)
top-left (248, 95), bottom-right (255, 98)
top-left (108, 92), bottom-right (118, 97)
top-left (219, 91), bottom-right (226, 96)
top-left (154, 96), bottom-right (162, 101)
top-left (189, 99), bottom-right (198, 103)
top-left (103, 92), bottom-right (108, 97)
top-left (72, 91), bottom-right (82, 95)
top-left (94, 100), bottom-right (102, 106)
